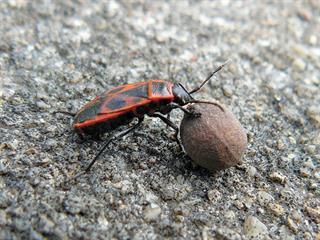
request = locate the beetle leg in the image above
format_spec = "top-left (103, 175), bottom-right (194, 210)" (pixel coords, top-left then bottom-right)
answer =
top-left (69, 117), bottom-right (144, 181)
top-left (53, 110), bottom-right (76, 117)
top-left (167, 103), bottom-right (201, 118)
top-left (87, 117), bottom-right (144, 172)
top-left (166, 113), bottom-right (171, 129)
top-left (149, 113), bottom-right (183, 151)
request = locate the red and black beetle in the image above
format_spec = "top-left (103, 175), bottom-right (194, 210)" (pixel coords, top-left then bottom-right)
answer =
top-left (61, 62), bottom-right (227, 175)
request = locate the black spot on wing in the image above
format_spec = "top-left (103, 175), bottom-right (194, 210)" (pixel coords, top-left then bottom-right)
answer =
top-left (74, 99), bottom-right (103, 123)
top-left (122, 84), bottom-right (148, 98)
top-left (106, 98), bottom-right (127, 110)
top-left (132, 97), bottom-right (144, 104)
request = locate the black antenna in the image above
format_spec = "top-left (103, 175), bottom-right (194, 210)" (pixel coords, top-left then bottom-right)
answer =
top-left (189, 60), bottom-right (230, 94)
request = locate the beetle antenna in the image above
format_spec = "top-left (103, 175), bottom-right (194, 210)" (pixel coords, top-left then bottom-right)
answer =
top-left (187, 100), bottom-right (225, 111)
top-left (189, 60), bottom-right (230, 94)
top-left (53, 110), bottom-right (76, 117)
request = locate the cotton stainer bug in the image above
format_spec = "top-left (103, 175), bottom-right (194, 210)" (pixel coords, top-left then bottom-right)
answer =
top-left (58, 62), bottom-right (228, 178)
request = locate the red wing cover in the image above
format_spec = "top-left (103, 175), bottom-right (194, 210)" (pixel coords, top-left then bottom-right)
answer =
top-left (74, 82), bottom-right (151, 125)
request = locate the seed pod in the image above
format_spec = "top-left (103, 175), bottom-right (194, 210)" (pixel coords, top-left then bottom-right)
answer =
top-left (180, 103), bottom-right (247, 171)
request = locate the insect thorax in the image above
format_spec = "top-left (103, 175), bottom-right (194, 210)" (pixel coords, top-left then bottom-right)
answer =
top-left (172, 83), bottom-right (193, 105)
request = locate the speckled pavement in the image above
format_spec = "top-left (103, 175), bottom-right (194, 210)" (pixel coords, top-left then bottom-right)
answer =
top-left (0, 1), bottom-right (319, 239)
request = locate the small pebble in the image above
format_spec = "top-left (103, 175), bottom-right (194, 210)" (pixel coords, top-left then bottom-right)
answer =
top-left (305, 145), bottom-right (316, 155)
top-left (257, 191), bottom-right (274, 206)
top-left (34, 157), bottom-right (51, 167)
top-left (243, 197), bottom-right (253, 209)
top-left (0, 143), bottom-right (14, 151)
top-left (279, 225), bottom-right (295, 240)
top-left (247, 166), bottom-right (257, 177)
top-left (222, 85), bottom-right (233, 97)
top-left (69, 71), bottom-right (83, 84)
top-left (290, 210), bottom-right (302, 223)
top-left (308, 35), bottom-right (317, 45)
top-left (304, 232), bottom-right (313, 240)
top-left (244, 216), bottom-right (269, 239)
top-left (36, 100), bottom-right (50, 109)
top-left (215, 227), bottom-right (241, 240)
top-left (63, 196), bottom-right (83, 215)
top-left (148, 157), bottom-right (156, 164)
top-left (45, 139), bottom-right (58, 148)
top-left (224, 211), bottom-right (236, 220)
top-left (292, 59), bottom-right (306, 71)
top-left (306, 106), bottom-right (320, 127)
top-left (303, 159), bottom-right (315, 169)
top-left (160, 187), bottom-right (175, 201)
top-left (312, 133), bottom-right (320, 144)
top-left (97, 214), bottom-right (109, 229)
top-left (24, 147), bottom-right (37, 155)
top-left (269, 171), bottom-right (286, 185)
top-left (287, 217), bottom-right (298, 233)
top-left (0, 210), bottom-right (7, 226)
top-left (176, 175), bottom-right (184, 184)
top-left (288, 137), bottom-right (296, 145)
top-left (277, 139), bottom-right (286, 150)
top-left (305, 206), bottom-right (320, 223)
top-left (0, 160), bottom-right (8, 175)
top-left (207, 189), bottom-right (222, 203)
top-left (268, 203), bottom-right (284, 216)
top-left (299, 168), bottom-right (311, 178)
top-left (143, 204), bottom-right (161, 222)
top-left (234, 200), bottom-right (244, 210)
top-left (139, 162), bottom-right (148, 170)
top-left (38, 214), bottom-right (55, 234)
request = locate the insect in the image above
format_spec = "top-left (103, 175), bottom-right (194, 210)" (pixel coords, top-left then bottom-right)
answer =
top-left (59, 62), bottom-right (227, 177)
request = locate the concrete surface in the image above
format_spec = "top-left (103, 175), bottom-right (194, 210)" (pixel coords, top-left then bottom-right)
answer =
top-left (0, 0), bottom-right (319, 239)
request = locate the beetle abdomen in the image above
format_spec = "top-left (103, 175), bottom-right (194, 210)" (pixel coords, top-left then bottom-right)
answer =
top-left (73, 80), bottom-right (175, 136)
top-left (76, 111), bottom-right (135, 136)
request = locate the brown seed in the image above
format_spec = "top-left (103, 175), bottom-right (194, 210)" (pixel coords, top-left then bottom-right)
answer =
top-left (180, 103), bottom-right (247, 171)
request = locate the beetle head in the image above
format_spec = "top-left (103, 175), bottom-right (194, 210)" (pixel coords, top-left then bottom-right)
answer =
top-left (172, 83), bottom-right (194, 105)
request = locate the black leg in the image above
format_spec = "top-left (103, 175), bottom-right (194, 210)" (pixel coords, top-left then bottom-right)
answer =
top-left (149, 113), bottom-right (183, 151)
top-left (166, 113), bottom-right (171, 129)
top-left (167, 103), bottom-right (201, 117)
top-left (53, 110), bottom-right (76, 117)
top-left (69, 117), bottom-right (144, 181)
top-left (86, 117), bottom-right (144, 172)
